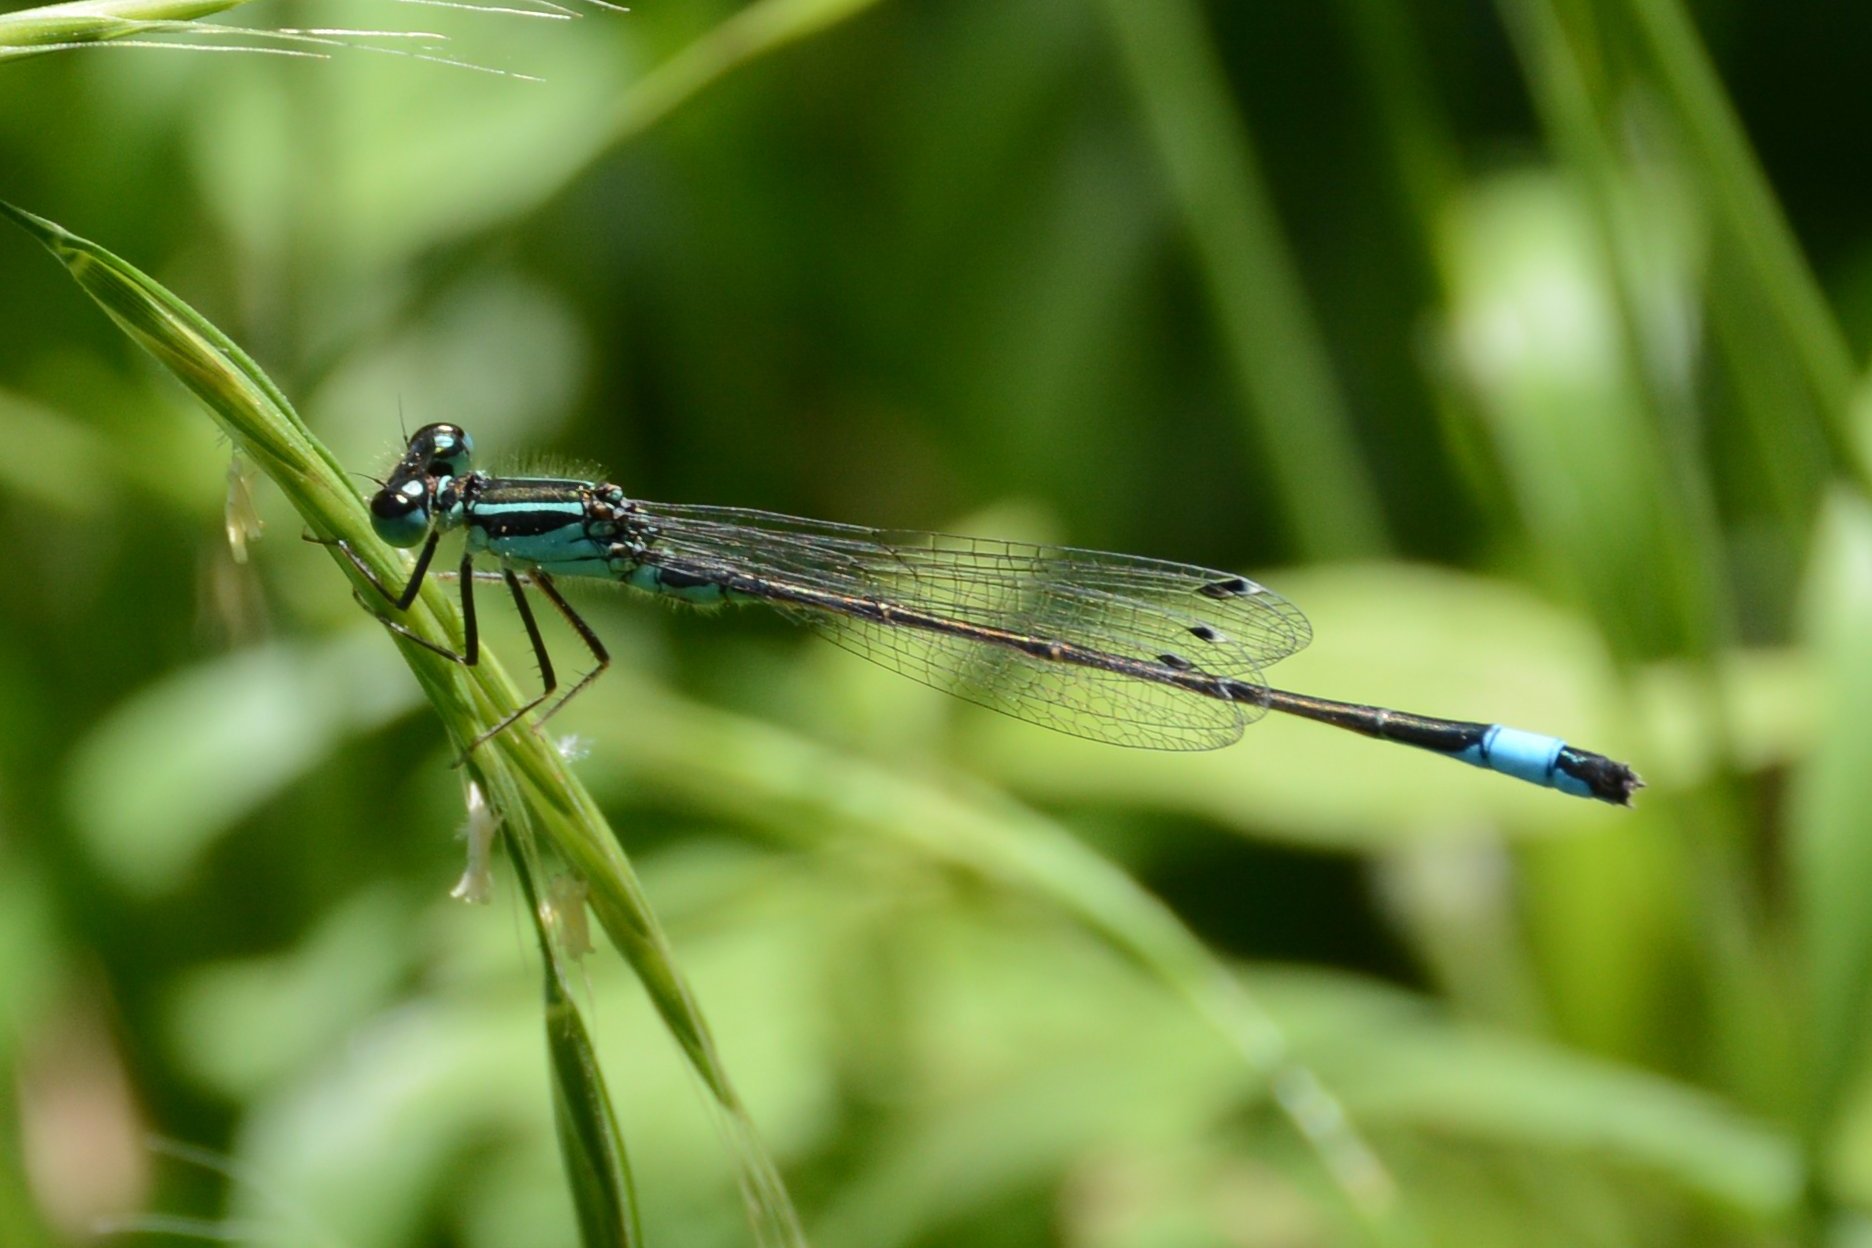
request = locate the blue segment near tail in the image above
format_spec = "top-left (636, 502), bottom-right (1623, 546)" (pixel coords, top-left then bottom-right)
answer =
top-left (1457, 724), bottom-right (1593, 798)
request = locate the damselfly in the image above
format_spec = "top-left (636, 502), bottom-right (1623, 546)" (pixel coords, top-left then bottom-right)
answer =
top-left (319, 424), bottom-right (1641, 805)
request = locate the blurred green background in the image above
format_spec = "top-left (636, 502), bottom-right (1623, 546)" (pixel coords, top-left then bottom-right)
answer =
top-left (2, 0), bottom-right (1868, 1244)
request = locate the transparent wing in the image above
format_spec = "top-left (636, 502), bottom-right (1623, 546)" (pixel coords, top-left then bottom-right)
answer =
top-left (628, 503), bottom-right (1312, 751)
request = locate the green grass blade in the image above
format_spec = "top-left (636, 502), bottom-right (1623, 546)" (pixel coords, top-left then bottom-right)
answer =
top-left (504, 815), bottom-right (642, 1248)
top-left (547, 973), bottom-right (641, 1248)
top-left (1485, 4), bottom-right (1734, 662)
top-left (1791, 496), bottom-right (1872, 1150)
top-left (1293, 972), bottom-right (1801, 1219)
top-left (1, 201), bottom-right (805, 1247)
top-left (1099, 0), bottom-right (1389, 560)
top-left (609, 0), bottom-right (886, 142)
top-left (0, 0), bottom-right (250, 57)
top-left (1617, 0), bottom-right (1862, 480)
top-left (0, 857), bottom-right (61, 1248)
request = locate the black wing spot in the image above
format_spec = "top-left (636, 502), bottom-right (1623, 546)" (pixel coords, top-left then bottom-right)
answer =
top-left (1188, 624), bottom-right (1224, 643)
top-left (1157, 653), bottom-right (1195, 671)
top-left (1198, 576), bottom-right (1252, 598)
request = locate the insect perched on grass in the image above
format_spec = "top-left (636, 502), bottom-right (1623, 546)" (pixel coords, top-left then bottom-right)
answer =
top-left (317, 423), bottom-right (1641, 805)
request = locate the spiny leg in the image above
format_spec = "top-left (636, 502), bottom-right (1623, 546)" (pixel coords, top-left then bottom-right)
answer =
top-left (312, 536), bottom-right (605, 759)
top-left (456, 569), bottom-right (561, 760)
top-left (525, 570), bottom-right (611, 729)
top-left (435, 569), bottom-right (609, 734)
top-left (437, 568), bottom-right (610, 716)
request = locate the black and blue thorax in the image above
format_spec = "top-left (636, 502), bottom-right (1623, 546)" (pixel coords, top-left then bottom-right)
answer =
top-left (454, 473), bottom-right (734, 604)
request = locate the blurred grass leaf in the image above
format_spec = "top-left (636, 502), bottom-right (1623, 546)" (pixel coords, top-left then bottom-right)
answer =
top-left (1439, 164), bottom-right (1710, 659)
top-left (1611, 0), bottom-right (1860, 472)
top-left (1500, 0), bottom-right (1863, 650)
top-left (65, 635), bottom-right (417, 894)
top-left (0, 389), bottom-right (118, 515)
top-left (186, 0), bottom-right (891, 287)
top-left (1100, 0), bottom-right (1385, 559)
top-left (165, 888), bottom-right (415, 1096)
top-left (607, 0), bottom-right (888, 142)
top-left (1290, 971), bottom-right (1800, 1219)
top-left (1792, 493), bottom-right (1872, 1146)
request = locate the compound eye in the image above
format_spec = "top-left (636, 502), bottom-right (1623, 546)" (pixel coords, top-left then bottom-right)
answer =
top-left (414, 422), bottom-right (474, 476)
top-left (370, 477), bottom-right (431, 547)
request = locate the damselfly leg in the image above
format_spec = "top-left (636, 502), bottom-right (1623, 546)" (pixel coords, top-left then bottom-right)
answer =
top-left (305, 531), bottom-right (608, 759)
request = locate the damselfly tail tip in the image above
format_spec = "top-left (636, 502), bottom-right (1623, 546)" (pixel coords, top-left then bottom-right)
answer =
top-left (1603, 765), bottom-right (1644, 808)
top-left (1559, 747), bottom-right (1643, 807)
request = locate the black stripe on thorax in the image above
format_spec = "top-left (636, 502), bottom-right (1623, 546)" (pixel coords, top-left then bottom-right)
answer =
top-left (464, 476), bottom-right (593, 540)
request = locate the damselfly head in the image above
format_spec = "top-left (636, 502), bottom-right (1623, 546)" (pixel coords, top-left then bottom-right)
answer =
top-left (370, 424), bottom-right (476, 547)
